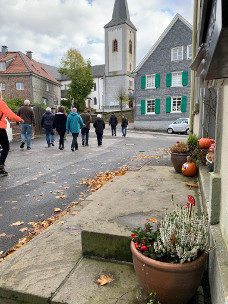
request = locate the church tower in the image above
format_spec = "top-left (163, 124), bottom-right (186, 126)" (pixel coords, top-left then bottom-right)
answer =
top-left (104, 0), bottom-right (137, 108)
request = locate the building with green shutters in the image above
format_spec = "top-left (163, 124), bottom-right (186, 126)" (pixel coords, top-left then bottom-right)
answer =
top-left (133, 14), bottom-right (192, 131)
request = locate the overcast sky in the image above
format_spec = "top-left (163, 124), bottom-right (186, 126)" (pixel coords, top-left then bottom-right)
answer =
top-left (0, 0), bottom-right (194, 68)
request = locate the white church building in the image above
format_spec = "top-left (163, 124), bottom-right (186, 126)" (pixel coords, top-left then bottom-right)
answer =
top-left (45, 0), bottom-right (136, 112)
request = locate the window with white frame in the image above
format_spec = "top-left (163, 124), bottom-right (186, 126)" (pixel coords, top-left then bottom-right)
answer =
top-left (16, 82), bottom-right (24, 90)
top-left (147, 99), bottom-right (155, 114)
top-left (172, 72), bottom-right (182, 86)
top-left (172, 97), bottom-right (182, 112)
top-left (0, 62), bottom-right (6, 71)
top-left (146, 74), bottom-right (155, 88)
top-left (0, 82), bottom-right (5, 90)
top-left (46, 83), bottom-right (49, 91)
top-left (171, 47), bottom-right (183, 61)
top-left (187, 45), bottom-right (192, 59)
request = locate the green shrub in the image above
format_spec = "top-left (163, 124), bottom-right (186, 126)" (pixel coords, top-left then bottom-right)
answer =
top-left (5, 98), bottom-right (24, 111)
top-left (187, 134), bottom-right (198, 148)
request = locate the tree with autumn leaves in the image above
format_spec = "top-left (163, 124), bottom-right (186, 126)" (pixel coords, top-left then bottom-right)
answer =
top-left (58, 48), bottom-right (94, 111)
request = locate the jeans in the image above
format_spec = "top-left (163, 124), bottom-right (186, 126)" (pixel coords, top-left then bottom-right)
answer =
top-left (45, 128), bottom-right (55, 145)
top-left (122, 127), bottom-right (127, 136)
top-left (81, 128), bottom-right (89, 145)
top-left (21, 124), bottom-right (32, 148)
top-left (111, 126), bottom-right (116, 136)
top-left (0, 129), bottom-right (9, 166)
top-left (71, 133), bottom-right (79, 150)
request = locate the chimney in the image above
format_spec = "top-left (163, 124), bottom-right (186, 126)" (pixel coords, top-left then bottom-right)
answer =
top-left (26, 51), bottom-right (32, 60)
top-left (1, 46), bottom-right (8, 55)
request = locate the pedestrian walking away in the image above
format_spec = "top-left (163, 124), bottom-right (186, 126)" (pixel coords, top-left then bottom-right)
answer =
top-left (0, 91), bottom-right (24, 176)
top-left (41, 107), bottom-right (55, 147)
top-left (109, 112), bottom-right (118, 136)
top-left (93, 114), bottom-right (105, 146)
top-left (17, 99), bottom-right (35, 150)
top-left (66, 107), bottom-right (84, 151)
top-left (53, 106), bottom-right (67, 150)
top-left (80, 110), bottom-right (91, 146)
top-left (121, 115), bottom-right (128, 137)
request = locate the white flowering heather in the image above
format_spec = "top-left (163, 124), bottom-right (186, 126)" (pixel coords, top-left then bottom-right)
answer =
top-left (153, 206), bottom-right (209, 263)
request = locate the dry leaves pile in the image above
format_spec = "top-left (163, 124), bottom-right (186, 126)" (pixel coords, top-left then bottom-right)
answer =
top-left (136, 154), bottom-right (161, 160)
top-left (80, 168), bottom-right (128, 192)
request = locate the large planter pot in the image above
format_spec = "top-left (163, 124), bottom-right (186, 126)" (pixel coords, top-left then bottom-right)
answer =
top-left (171, 152), bottom-right (188, 173)
top-left (130, 241), bottom-right (207, 304)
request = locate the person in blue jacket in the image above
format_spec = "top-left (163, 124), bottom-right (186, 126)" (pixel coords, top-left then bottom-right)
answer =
top-left (66, 107), bottom-right (84, 151)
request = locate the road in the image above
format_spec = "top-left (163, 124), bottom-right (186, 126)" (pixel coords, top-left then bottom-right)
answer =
top-left (0, 126), bottom-right (187, 257)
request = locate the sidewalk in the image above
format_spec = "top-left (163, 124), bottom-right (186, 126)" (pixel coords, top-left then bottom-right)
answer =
top-left (0, 162), bottom-right (202, 304)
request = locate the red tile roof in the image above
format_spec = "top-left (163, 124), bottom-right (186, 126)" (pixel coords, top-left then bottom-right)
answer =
top-left (0, 52), bottom-right (60, 85)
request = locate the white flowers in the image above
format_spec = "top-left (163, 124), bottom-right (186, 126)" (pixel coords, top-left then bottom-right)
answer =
top-left (153, 205), bottom-right (209, 263)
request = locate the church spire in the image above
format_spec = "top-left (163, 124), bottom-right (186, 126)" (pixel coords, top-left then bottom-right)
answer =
top-left (104, 0), bottom-right (137, 31)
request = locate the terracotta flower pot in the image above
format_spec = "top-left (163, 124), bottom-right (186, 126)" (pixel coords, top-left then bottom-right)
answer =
top-left (130, 241), bottom-right (207, 304)
top-left (171, 152), bottom-right (188, 173)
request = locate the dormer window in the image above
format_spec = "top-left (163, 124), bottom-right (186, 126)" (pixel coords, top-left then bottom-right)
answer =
top-left (112, 39), bottom-right (118, 52)
top-left (0, 62), bottom-right (6, 71)
top-left (129, 40), bottom-right (132, 54)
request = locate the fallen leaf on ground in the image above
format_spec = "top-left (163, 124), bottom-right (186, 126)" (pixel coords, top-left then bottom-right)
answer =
top-left (10, 221), bottom-right (24, 227)
top-left (185, 183), bottom-right (198, 188)
top-left (4, 201), bottom-right (17, 203)
top-left (70, 211), bottom-right (78, 215)
top-left (54, 208), bottom-right (61, 213)
top-left (0, 214), bottom-right (2, 216)
top-left (71, 201), bottom-right (79, 205)
top-left (58, 221), bottom-right (64, 225)
top-left (97, 274), bottom-right (114, 286)
top-left (0, 251), bottom-right (3, 255)
top-left (19, 227), bottom-right (28, 232)
top-left (149, 217), bottom-right (157, 223)
top-left (40, 193), bottom-right (45, 196)
top-left (64, 186), bottom-right (70, 189)
top-left (0, 233), bottom-right (6, 237)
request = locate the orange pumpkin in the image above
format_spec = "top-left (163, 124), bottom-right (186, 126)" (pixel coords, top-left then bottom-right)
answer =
top-left (199, 138), bottom-right (211, 149)
top-left (182, 162), bottom-right (198, 177)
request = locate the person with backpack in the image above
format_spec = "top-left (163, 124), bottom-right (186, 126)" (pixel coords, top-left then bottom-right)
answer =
top-left (121, 115), bottom-right (128, 137)
top-left (53, 106), bottom-right (67, 150)
top-left (0, 92), bottom-right (24, 176)
top-left (41, 107), bottom-right (55, 147)
top-left (93, 114), bottom-right (105, 146)
top-left (109, 112), bottom-right (118, 136)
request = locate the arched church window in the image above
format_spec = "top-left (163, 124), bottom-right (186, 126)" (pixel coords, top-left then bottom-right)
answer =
top-left (113, 39), bottom-right (118, 52)
top-left (129, 40), bottom-right (132, 54)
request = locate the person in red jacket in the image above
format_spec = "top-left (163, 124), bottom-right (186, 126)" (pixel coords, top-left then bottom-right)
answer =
top-left (0, 93), bottom-right (24, 176)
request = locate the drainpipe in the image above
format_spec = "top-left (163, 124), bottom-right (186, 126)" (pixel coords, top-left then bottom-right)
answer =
top-left (189, 0), bottom-right (198, 134)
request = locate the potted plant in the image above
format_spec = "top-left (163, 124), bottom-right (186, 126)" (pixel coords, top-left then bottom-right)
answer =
top-left (130, 196), bottom-right (209, 304)
top-left (170, 141), bottom-right (189, 173)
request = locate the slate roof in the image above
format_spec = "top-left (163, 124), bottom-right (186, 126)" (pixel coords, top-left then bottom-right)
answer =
top-left (91, 64), bottom-right (105, 77)
top-left (104, 0), bottom-right (137, 31)
top-left (0, 51), bottom-right (60, 85)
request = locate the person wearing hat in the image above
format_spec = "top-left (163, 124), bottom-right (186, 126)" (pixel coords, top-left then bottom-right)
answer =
top-left (0, 91), bottom-right (24, 176)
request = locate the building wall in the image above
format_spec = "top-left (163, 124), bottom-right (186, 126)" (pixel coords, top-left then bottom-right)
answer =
top-left (0, 74), bottom-right (31, 100)
top-left (87, 77), bottom-right (104, 110)
top-left (134, 19), bottom-right (192, 131)
top-left (125, 27), bottom-right (136, 74)
top-left (107, 27), bottom-right (123, 73)
top-left (32, 75), bottom-right (61, 107)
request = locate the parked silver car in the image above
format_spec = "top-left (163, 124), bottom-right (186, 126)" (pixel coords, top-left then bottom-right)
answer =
top-left (167, 118), bottom-right (190, 135)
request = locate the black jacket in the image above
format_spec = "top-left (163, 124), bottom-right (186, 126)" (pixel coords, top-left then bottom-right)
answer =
top-left (41, 111), bottom-right (55, 129)
top-left (109, 114), bottom-right (118, 127)
top-left (121, 117), bottom-right (128, 128)
top-left (93, 118), bottom-right (105, 133)
top-left (53, 113), bottom-right (67, 133)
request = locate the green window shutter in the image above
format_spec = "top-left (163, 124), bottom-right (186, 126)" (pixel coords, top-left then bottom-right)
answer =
top-left (181, 96), bottom-right (187, 112)
top-left (166, 73), bottom-right (172, 87)
top-left (166, 97), bottom-right (171, 113)
top-left (141, 100), bottom-right (146, 114)
top-left (155, 74), bottom-right (160, 88)
top-left (182, 71), bottom-right (188, 86)
top-left (155, 99), bottom-right (160, 114)
top-left (141, 76), bottom-right (146, 89)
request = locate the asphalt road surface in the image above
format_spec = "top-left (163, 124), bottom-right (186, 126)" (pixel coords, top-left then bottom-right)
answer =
top-left (0, 126), bottom-right (187, 257)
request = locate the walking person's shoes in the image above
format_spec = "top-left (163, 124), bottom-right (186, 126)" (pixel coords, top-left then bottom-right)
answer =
top-left (20, 142), bottom-right (25, 149)
top-left (27, 147), bottom-right (31, 150)
top-left (51, 142), bottom-right (55, 146)
top-left (48, 144), bottom-right (51, 148)
top-left (71, 148), bottom-right (74, 152)
top-left (82, 140), bottom-right (84, 146)
top-left (0, 166), bottom-right (8, 176)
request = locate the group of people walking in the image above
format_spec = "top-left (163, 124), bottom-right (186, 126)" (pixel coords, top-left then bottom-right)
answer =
top-left (0, 92), bottom-right (129, 176)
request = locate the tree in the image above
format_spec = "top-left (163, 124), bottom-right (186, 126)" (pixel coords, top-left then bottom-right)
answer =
top-left (58, 49), bottom-right (94, 111)
top-left (116, 88), bottom-right (129, 115)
